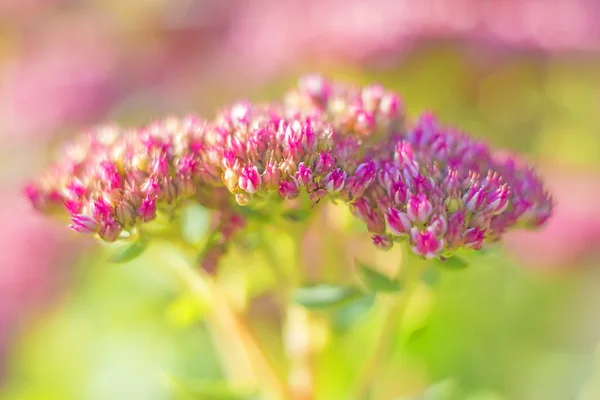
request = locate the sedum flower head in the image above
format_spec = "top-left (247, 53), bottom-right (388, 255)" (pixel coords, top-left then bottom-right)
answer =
top-left (24, 117), bottom-right (235, 242)
top-left (25, 75), bottom-right (553, 261)
top-left (348, 113), bottom-right (553, 259)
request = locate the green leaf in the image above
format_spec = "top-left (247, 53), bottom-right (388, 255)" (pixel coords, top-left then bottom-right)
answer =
top-left (281, 208), bottom-right (311, 222)
top-left (355, 260), bottom-right (402, 292)
top-left (109, 238), bottom-right (149, 263)
top-left (238, 206), bottom-right (270, 222)
top-left (434, 256), bottom-right (468, 270)
top-left (332, 293), bottom-right (375, 331)
top-left (293, 284), bottom-right (363, 309)
top-left (422, 266), bottom-right (440, 287)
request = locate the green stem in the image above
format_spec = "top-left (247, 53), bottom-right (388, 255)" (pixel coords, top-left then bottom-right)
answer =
top-left (263, 224), bottom-right (316, 400)
top-left (164, 242), bottom-right (292, 400)
top-left (353, 252), bottom-right (427, 400)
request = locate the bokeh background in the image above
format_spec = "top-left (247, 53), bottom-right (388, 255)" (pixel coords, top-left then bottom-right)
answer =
top-left (1, 1), bottom-right (600, 399)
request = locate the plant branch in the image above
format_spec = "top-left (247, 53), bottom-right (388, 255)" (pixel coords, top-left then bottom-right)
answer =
top-left (165, 244), bottom-right (292, 400)
top-left (353, 251), bottom-right (427, 400)
top-left (263, 224), bottom-right (316, 400)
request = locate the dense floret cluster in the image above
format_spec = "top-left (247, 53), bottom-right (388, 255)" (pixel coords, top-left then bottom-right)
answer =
top-left (25, 75), bottom-right (553, 259)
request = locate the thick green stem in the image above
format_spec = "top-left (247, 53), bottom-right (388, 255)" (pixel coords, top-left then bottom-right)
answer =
top-left (353, 252), bottom-right (427, 400)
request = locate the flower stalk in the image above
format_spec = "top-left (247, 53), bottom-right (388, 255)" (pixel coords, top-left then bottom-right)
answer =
top-left (165, 244), bottom-right (292, 400)
top-left (353, 248), bottom-right (428, 400)
top-left (262, 223), bottom-right (317, 400)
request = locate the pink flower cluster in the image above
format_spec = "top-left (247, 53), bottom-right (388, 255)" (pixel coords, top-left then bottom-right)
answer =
top-left (350, 114), bottom-right (553, 258)
top-left (25, 75), bottom-right (552, 259)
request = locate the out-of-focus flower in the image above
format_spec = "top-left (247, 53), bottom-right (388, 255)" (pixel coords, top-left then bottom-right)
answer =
top-left (0, 0), bottom-right (66, 22)
top-left (216, 0), bottom-right (600, 80)
top-left (0, 17), bottom-right (118, 144)
top-left (25, 75), bottom-right (552, 260)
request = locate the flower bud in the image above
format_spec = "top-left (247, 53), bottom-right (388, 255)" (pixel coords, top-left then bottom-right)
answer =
top-left (280, 157), bottom-right (298, 176)
top-left (387, 179), bottom-right (407, 205)
top-left (378, 161), bottom-right (400, 187)
top-left (470, 213), bottom-right (491, 231)
top-left (222, 150), bottom-right (238, 170)
top-left (161, 178), bottom-right (178, 204)
top-left (444, 195), bottom-right (463, 214)
top-left (223, 168), bottom-right (240, 192)
top-left (428, 214), bottom-right (448, 237)
top-left (294, 162), bottom-right (313, 187)
top-left (487, 184), bottom-right (510, 215)
top-left (406, 193), bottom-right (433, 223)
top-left (64, 198), bottom-right (83, 215)
top-left (443, 169), bottom-right (460, 192)
top-left (91, 197), bottom-right (112, 221)
top-left (238, 166), bottom-right (262, 194)
top-left (302, 121), bottom-right (318, 151)
top-left (309, 188), bottom-right (328, 203)
top-left (228, 136), bottom-right (247, 160)
top-left (385, 208), bottom-right (412, 236)
top-left (66, 180), bottom-right (87, 198)
top-left (98, 217), bottom-right (123, 242)
top-left (116, 200), bottom-right (136, 228)
top-left (138, 175), bottom-right (158, 196)
top-left (283, 121), bottom-right (304, 159)
top-left (463, 185), bottom-right (486, 212)
top-left (411, 227), bottom-right (444, 259)
top-left (262, 162), bottom-right (281, 191)
top-left (351, 198), bottom-right (385, 233)
top-left (151, 154), bottom-right (170, 177)
top-left (235, 192), bottom-right (250, 205)
top-left (324, 168), bottom-right (346, 193)
top-left (351, 161), bottom-right (376, 197)
top-left (394, 141), bottom-right (419, 178)
top-left (69, 214), bottom-right (98, 234)
top-left (314, 150), bottom-right (335, 176)
top-left (372, 234), bottom-right (393, 251)
top-left (138, 196), bottom-right (157, 222)
top-left (278, 179), bottom-right (300, 199)
top-left (101, 188), bottom-right (121, 207)
top-left (99, 160), bottom-right (121, 190)
top-left (446, 211), bottom-right (465, 249)
top-left (177, 154), bottom-right (197, 178)
top-left (463, 227), bottom-right (486, 250)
